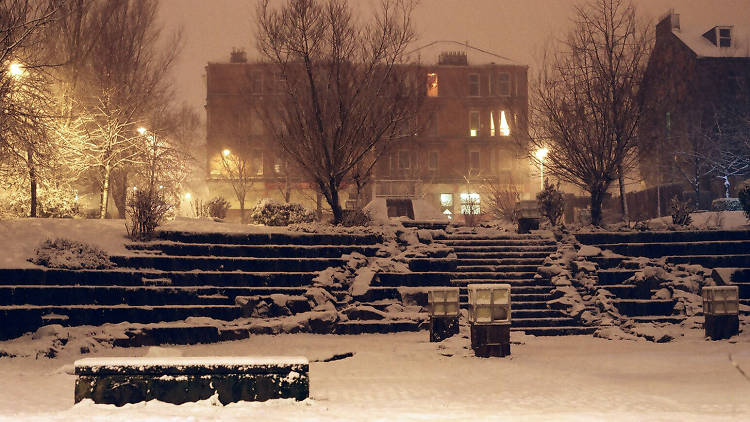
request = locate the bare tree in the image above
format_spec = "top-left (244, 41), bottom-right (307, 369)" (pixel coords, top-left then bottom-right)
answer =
top-left (220, 141), bottom-right (257, 223)
top-left (529, 0), bottom-right (652, 225)
top-left (55, 0), bottom-right (182, 218)
top-left (255, 0), bottom-right (422, 224)
top-left (1, 0), bottom-right (61, 217)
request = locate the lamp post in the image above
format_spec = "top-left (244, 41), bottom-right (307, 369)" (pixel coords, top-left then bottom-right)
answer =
top-left (534, 147), bottom-right (549, 191)
top-left (9, 61), bottom-right (38, 217)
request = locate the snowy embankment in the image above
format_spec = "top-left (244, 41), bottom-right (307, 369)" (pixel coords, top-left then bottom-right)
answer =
top-left (0, 217), bottom-right (294, 269)
top-left (0, 332), bottom-right (749, 421)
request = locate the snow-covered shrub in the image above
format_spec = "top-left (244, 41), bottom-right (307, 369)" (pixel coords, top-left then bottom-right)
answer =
top-left (340, 209), bottom-right (371, 227)
top-left (669, 196), bottom-right (692, 226)
top-left (125, 189), bottom-right (172, 240)
top-left (536, 180), bottom-right (565, 225)
top-left (0, 180), bottom-right (79, 218)
top-left (207, 196), bottom-right (231, 219)
top-left (739, 185), bottom-right (750, 220)
top-left (250, 199), bottom-right (314, 226)
top-left (711, 197), bottom-right (741, 211)
top-left (30, 238), bottom-right (113, 269)
top-left (192, 199), bottom-right (209, 218)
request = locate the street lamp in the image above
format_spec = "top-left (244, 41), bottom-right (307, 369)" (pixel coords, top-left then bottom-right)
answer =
top-left (535, 147), bottom-right (549, 191)
top-left (223, 148), bottom-right (231, 157)
top-left (8, 61), bottom-right (24, 78)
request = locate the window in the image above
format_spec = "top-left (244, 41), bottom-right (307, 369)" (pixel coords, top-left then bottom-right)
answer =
top-left (719, 27), bottom-right (732, 47)
top-left (460, 192), bottom-right (480, 215)
top-left (426, 73), bottom-right (438, 97)
top-left (428, 151), bottom-right (438, 170)
top-left (490, 111), bottom-right (495, 136)
top-left (468, 73), bottom-right (480, 96)
top-left (253, 150), bottom-right (264, 175)
top-left (469, 111), bottom-right (480, 136)
top-left (495, 72), bottom-right (510, 96)
top-left (398, 150), bottom-right (410, 169)
top-left (470, 150), bottom-right (480, 172)
top-left (274, 73), bottom-right (286, 93)
top-left (440, 193), bottom-right (454, 216)
top-left (499, 110), bottom-right (510, 136)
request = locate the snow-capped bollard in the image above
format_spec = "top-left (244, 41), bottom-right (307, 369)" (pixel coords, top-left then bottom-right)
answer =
top-left (468, 284), bottom-right (511, 357)
top-left (74, 356), bottom-right (309, 406)
top-left (428, 287), bottom-right (460, 342)
top-left (702, 286), bottom-right (739, 340)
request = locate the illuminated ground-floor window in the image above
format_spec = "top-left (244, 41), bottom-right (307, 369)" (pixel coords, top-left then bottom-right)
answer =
top-left (460, 192), bottom-right (480, 214)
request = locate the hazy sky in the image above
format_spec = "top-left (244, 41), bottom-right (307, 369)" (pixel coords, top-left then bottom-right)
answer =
top-left (158, 0), bottom-right (750, 113)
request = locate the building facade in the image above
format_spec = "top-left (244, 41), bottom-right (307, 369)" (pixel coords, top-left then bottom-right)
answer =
top-left (639, 10), bottom-right (750, 206)
top-left (205, 43), bottom-right (535, 221)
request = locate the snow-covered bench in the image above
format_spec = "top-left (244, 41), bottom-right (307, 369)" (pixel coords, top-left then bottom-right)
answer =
top-left (74, 356), bottom-right (309, 406)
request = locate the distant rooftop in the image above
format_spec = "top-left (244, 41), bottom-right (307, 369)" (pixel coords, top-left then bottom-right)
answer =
top-left (406, 40), bottom-right (522, 66)
top-left (663, 10), bottom-right (750, 58)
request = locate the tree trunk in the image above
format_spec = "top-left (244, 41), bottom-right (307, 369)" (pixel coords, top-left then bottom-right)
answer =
top-left (28, 148), bottom-right (37, 218)
top-left (618, 164), bottom-right (628, 222)
top-left (324, 178), bottom-right (344, 224)
top-left (111, 170), bottom-right (128, 218)
top-left (316, 191), bottom-right (322, 221)
top-left (100, 167), bottom-right (110, 219)
top-left (590, 188), bottom-right (605, 226)
top-left (239, 199), bottom-right (246, 224)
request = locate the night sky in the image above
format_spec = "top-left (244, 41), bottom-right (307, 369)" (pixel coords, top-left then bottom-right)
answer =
top-left (159, 0), bottom-right (750, 112)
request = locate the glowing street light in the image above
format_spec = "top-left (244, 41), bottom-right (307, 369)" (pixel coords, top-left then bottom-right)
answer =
top-left (222, 148), bottom-right (231, 157)
top-left (137, 127), bottom-right (147, 135)
top-left (184, 192), bottom-right (192, 200)
top-left (535, 147), bottom-right (549, 191)
top-left (8, 61), bottom-right (24, 78)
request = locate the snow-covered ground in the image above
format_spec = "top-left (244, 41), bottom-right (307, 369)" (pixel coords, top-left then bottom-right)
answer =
top-left (0, 330), bottom-right (748, 421)
top-left (0, 217), bottom-right (294, 269)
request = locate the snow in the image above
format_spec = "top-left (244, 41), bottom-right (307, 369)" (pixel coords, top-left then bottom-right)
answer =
top-left (648, 210), bottom-right (749, 230)
top-left (0, 331), bottom-right (749, 421)
top-left (362, 198), bottom-right (448, 225)
top-left (75, 356), bottom-right (309, 370)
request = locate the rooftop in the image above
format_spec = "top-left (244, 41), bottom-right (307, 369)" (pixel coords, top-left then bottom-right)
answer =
top-left (664, 10), bottom-right (750, 58)
top-left (406, 40), bottom-right (522, 66)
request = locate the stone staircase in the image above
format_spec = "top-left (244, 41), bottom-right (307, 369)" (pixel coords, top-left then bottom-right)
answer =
top-left (369, 230), bottom-right (597, 336)
top-left (576, 230), bottom-right (750, 319)
top-left (0, 230), bottom-right (383, 341)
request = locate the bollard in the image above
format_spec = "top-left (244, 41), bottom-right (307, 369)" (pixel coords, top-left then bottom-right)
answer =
top-left (467, 284), bottom-right (511, 357)
top-left (428, 287), bottom-right (460, 342)
top-left (702, 286), bottom-right (739, 340)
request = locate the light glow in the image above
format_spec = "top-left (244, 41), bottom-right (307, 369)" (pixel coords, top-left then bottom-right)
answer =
top-left (535, 147), bottom-right (549, 161)
top-left (137, 127), bottom-right (147, 135)
top-left (223, 149), bottom-right (231, 157)
top-left (184, 192), bottom-right (192, 200)
top-left (8, 62), bottom-right (23, 78)
top-left (490, 111), bottom-right (495, 136)
top-left (499, 111), bottom-right (510, 136)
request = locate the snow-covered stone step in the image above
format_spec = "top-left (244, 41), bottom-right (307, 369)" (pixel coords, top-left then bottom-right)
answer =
top-left (374, 272), bottom-right (453, 286)
top-left (575, 230), bottom-right (750, 245)
top-left (589, 256), bottom-right (628, 270)
top-left (511, 326), bottom-right (597, 336)
top-left (457, 285), bottom-right (553, 296)
top-left (110, 255), bottom-right (344, 272)
top-left (333, 320), bottom-right (423, 334)
top-left (613, 299), bottom-right (675, 317)
top-left (438, 239), bottom-right (556, 247)
top-left (601, 284), bottom-right (650, 299)
top-left (74, 356), bottom-right (309, 405)
top-left (0, 305), bottom-right (243, 340)
top-left (451, 271), bottom-right (538, 279)
top-left (127, 243), bottom-right (380, 258)
top-left (0, 268), bottom-right (319, 287)
top-left (451, 278), bottom-right (547, 287)
top-left (511, 309), bottom-right (566, 319)
top-left (452, 245), bottom-right (556, 253)
top-left (454, 264), bottom-right (539, 273)
top-left (441, 234), bottom-right (551, 241)
top-left (511, 317), bottom-right (579, 328)
top-left (156, 230), bottom-right (381, 245)
top-left (454, 251), bottom-right (551, 259)
top-left (629, 315), bottom-right (686, 324)
top-left (407, 258), bottom-right (458, 272)
top-left (453, 257), bottom-right (546, 265)
top-left (512, 301), bottom-right (550, 310)
top-left (594, 240), bottom-right (750, 258)
top-left (666, 254), bottom-right (750, 268)
top-left (597, 269), bottom-right (637, 285)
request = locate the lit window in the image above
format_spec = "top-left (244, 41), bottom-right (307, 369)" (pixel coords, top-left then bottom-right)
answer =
top-left (427, 73), bottom-right (438, 97)
top-left (440, 193), bottom-right (453, 207)
top-left (469, 111), bottom-right (480, 136)
top-left (468, 73), bottom-right (480, 96)
top-left (470, 151), bottom-right (480, 171)
top-left (398, 150), bottom-right (410, 169)
top-left (499, 110), bottom-right (510, 136)
top-left (428, 151), bottom-right (438, 170)
top-left (496, 72), bottom-right (510, 96)
top-left (490, 111), bottom-right (495, 136)
top-left (443, 209), bottom-right (452, 220)
top-left (460, 192), bottom-right (480, 215)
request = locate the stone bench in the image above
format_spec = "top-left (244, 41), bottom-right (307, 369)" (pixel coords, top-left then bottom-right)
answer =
top-left (74, 356), bottom-right (309, 406)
